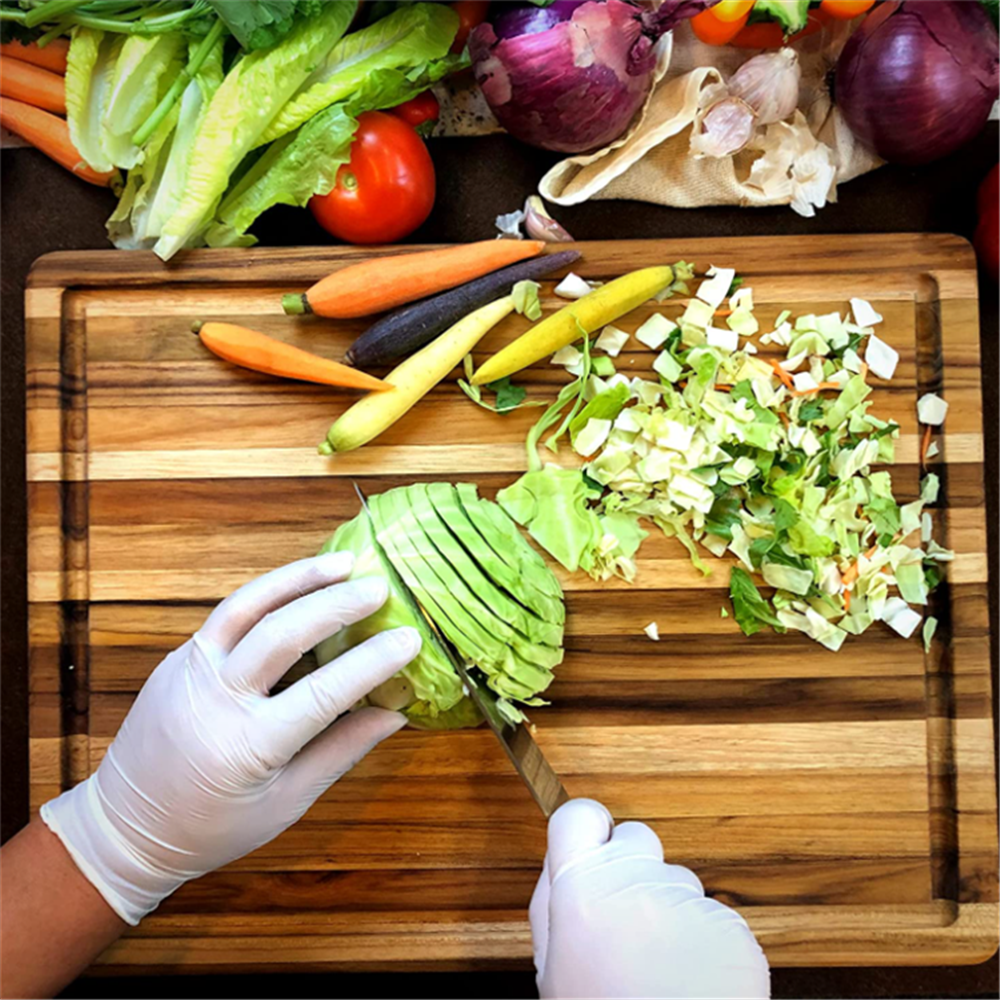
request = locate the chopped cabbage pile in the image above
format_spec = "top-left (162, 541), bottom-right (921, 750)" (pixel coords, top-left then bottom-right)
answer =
top-left (501, 266), bottom-right (950, 652)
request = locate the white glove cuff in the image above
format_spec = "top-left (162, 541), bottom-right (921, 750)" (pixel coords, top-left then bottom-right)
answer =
top-left (41, 775), bottom-right (175, 927)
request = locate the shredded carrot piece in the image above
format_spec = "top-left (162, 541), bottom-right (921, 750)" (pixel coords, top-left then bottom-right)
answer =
top-left (790, 380), bottom-right (842, 397)
top-left (779, 411), bottom-right (790, 427)
top-left (714, 383), bottom-right (733, 391)
top-left (714, 308), bottom-right (733, 317)
top-left (842, 542), bottom-right (881, 588)
top-left (843, 589), bottom-right (852, 612)
top-left (767, 359), bottom-right (795, 389)
top-left (920, 423), bottom-right (933, 465)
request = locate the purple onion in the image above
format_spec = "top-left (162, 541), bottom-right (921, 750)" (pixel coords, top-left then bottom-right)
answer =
top-left (491, 0), bottom-right (590, 40)
top-left (835, 0), bottom-right (999, 166)
top-left (470, 0), bottom-right (716, 155)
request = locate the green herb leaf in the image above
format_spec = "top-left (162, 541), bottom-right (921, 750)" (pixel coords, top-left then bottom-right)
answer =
top-left (773, 498), bottom-right (798, 532)
top-left (730, 567), bottom-right (785, 636)
top-left (705, 493), bottom-right (743, 540)
top-left (489, 377), bottom-right (528, 413)
top-left (797, 399), bottom-right (824, 422)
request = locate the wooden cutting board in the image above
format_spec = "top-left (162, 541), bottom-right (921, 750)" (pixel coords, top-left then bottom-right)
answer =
top-left (25, 235), bottom-right (997, 973)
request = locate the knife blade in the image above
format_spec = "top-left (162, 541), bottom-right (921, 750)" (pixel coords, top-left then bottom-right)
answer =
top-left (353, 482), bottom-right (569, 818)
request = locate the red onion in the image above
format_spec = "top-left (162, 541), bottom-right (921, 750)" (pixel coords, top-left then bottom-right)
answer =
top-left (491, 1), bottom-right (591, 40)
top-left (470, 0), bottom-right (717, 154)
top-left (835, 1), bottom-right (999, 166)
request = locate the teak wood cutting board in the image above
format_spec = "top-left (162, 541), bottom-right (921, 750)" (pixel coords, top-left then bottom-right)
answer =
top-left (25, 235), bottom-right (997, 973)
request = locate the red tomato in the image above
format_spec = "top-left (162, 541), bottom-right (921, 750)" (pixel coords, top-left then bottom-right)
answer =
top-left (731, 8), bottom-right (828, 48)
top-left (450, 0), bottom-right (490, 53)
top-left (389, 90), bottom-right (440, 130)
top-left (309, 111), bottom-right (435, 245)
top-left (975, 165), bottom-right (999, 280)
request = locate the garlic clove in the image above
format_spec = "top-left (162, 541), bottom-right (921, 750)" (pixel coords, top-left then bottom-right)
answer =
top-left (524, 195), bottom-right (575, 243)
top-left (690, 96), bottom-right (757, 158)
top-left (728, 47), bottom-right (801, 126)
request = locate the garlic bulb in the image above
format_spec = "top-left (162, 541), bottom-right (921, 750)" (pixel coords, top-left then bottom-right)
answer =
top-left (728, 48), bottom-right (801, 126)
top-left (690, 96), bottom-right (757, 158)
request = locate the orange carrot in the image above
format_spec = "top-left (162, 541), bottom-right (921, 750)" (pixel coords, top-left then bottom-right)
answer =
top-left (0, 58), bottom-right (65, 114)
top-left (920, 423), bottom-right (933, 465)
top-left (1, 39), bottom-right (69, 75)
top-left (714, 308), bottom-right (733, 317)
top-left (0, 98), bottom-right (116, 186)
top-left (194, 321), bottom-right (391, 392)
top-left (282, 240), bottom-right (546, 319)
top-left (791, 380), bottom-right (843, 396)
top-left (767, 358), bottom-right (795, 390)
top-left (714, 383), bottom-right (733, 391)
top-left (843, 589), bottom-right (852, 612)
top-left (779, 411), bottom-right (791, 427)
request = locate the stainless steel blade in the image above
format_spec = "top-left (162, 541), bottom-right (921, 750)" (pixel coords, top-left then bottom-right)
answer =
top-left (352, 482), bottom-right (569, 818)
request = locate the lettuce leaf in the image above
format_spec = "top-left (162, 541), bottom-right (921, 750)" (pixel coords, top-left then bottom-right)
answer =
top-left (256, 2), bottom-right (458, 145)
top-left (101, 33), bottom-right (186, 169)
top-left (207, 0), bottom-right (328, 51)
top-left (65, 28), bottom-right (119, 175)
top-left (204, 50), bottom-right (458, 248)
top-left (154, 0), bottom-right (356, 260)
top-left (108, 36), bottom-right (225, 249)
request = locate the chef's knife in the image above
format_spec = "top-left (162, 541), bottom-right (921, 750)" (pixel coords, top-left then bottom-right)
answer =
top-left (353, 482), bottom-right (569, 818)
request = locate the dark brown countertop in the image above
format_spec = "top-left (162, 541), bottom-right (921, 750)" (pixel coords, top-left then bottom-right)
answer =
top-left (2, 127), bottom-right (997, 999)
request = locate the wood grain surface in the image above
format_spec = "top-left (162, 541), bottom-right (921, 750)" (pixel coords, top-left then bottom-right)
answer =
top-left (25, 236), bottom-right (998, 973)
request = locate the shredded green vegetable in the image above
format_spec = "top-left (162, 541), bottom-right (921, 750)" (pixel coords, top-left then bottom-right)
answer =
top-left (506, 273), bottom-right (952, 650)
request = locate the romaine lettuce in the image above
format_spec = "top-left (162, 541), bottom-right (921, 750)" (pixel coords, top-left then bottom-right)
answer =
top-left (154, 0), bottom-right (357, 260)
top-left (66, 28), bottom-right (119, 175)
top-left (257, 2), bottom-right (459, 145)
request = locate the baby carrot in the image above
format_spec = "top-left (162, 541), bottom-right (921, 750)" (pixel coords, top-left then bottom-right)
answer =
top-left (194, 322), bottom-right (391, 392)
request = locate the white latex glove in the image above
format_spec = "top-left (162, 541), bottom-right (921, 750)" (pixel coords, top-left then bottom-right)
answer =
top-left (530, 799), bottom-right (770, 1000)
top-left (41, 554), bottom-right (420, 926)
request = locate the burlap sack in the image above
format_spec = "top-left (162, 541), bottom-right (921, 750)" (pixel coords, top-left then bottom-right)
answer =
top-left (537, 19), bottom-right (884, 211)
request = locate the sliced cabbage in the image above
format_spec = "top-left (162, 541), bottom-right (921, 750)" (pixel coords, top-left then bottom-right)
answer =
top-left (596, 325), bottom-right (630, 357)
top-left (635, 314), bottom-right (676, 350)
top-left (503, 279), bottom-right (952, 651)
top-left (917, 393), bottom-right (949, 425)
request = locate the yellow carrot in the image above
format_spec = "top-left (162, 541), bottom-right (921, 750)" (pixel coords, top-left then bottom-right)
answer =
top-left (471, 265), bottom-right (674, 385)
top-left (324, 296), bottom-right (514, 454)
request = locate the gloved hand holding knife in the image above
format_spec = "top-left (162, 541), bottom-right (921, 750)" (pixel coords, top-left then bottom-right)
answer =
top-left (1, 544), bottom-right (768, 999)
